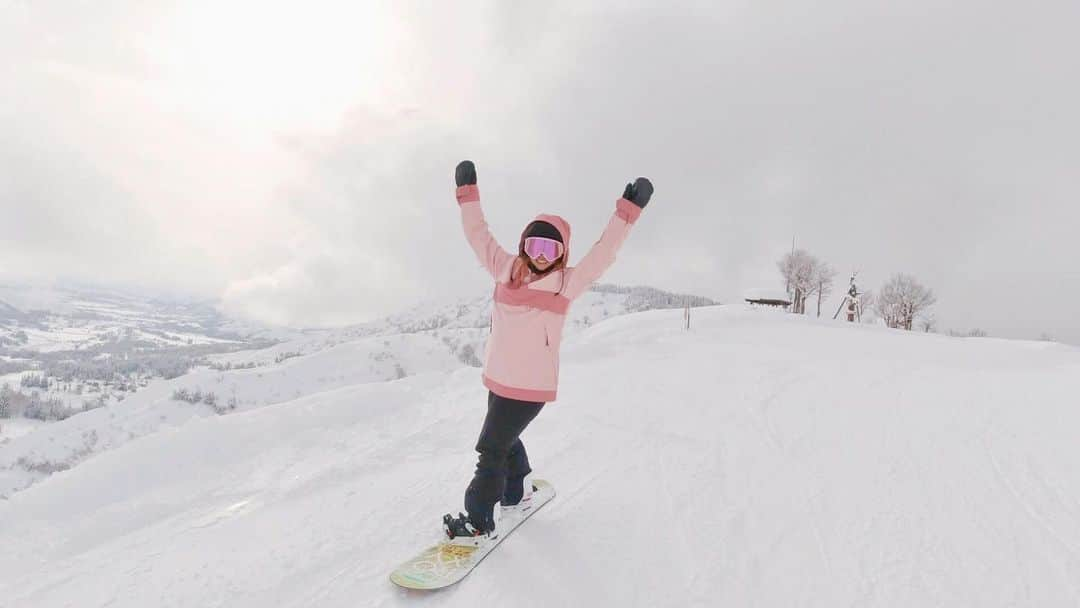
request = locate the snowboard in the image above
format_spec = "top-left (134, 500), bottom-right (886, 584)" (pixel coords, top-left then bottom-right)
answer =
top-left (389, 479), bottom-right (556, 590)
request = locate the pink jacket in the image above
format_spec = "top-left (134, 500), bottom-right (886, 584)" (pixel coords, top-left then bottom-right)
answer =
top-left (456, 184), bottom-right (643, 402)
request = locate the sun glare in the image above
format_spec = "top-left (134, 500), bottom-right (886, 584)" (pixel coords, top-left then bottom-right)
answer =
top-left (146, 1), bottom-right (394, 132)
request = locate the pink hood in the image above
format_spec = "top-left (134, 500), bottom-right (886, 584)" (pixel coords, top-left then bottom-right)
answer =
top-left (517, 214), bottom-right (573, 263)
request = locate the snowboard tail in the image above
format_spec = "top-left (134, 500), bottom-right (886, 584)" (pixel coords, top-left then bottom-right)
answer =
top-left (390, 479), bottom-right (555, 590)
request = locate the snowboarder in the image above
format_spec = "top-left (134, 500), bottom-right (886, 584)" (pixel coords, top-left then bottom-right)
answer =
top-left (443, 160), bottom-right (653, 541)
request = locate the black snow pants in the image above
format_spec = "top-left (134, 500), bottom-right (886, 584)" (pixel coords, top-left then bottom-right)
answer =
top-left (464, 391), bottom-right (545, 532)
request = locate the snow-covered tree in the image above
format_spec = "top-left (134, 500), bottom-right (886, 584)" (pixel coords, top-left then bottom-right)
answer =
top-left (813, 262), bottom-right (836, 318)
top-left (0, 383), bottom-right (12, 418)
top-left (20, 373), bottom-right (49, 389)
top-left (778, 249), bottom-right (833, 315)
top-left (918, 314), bottom-right (938, 333)
top-left (778, 250), bottom-right (810, 313)
top-left (875, 274), bottom-right (937, 330)
top-left (857, 290), bottom-right (876, 323)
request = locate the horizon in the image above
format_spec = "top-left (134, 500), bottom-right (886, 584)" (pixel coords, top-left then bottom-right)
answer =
top-left (0, 277), bottom-right (1072, 347)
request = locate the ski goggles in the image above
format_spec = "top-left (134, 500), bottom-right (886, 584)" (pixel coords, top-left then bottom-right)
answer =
top-left (523, 236), bottom-right (563, 260)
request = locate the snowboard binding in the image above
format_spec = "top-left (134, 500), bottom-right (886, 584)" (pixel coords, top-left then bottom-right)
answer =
top-left (442, 512), bottom-right (496, 546)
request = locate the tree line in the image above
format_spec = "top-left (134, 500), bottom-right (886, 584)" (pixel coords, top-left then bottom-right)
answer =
top-left (0, 383), bottom-right (107, 421)
top-left (778, 249), bottom-right (937, 331)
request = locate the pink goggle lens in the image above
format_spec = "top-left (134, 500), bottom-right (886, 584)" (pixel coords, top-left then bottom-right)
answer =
top-left (524, 237), bottom-right (563, 260)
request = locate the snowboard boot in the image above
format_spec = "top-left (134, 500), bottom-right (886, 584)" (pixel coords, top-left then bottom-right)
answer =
top-left (501, 473), bottom-right (537, 514)
top-left (443, 512), bottom-right (499, 546)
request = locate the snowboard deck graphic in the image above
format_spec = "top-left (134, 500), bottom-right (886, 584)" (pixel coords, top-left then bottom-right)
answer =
top-left (390, 479), bottom-right (555, 590)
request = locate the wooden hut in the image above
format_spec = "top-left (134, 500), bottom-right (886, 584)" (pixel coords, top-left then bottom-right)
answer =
top-left (743, 288), bottom-right (791, 310)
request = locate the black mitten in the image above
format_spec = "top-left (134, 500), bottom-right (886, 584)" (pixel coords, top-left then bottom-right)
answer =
top-left (621, 177), bottom-right (653, 209)
top-left (456, 160), bottom-right (477, 187)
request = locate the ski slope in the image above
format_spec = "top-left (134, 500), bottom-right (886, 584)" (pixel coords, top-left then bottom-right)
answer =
top-left (0, 330), bottom-right (463, 497)
top-left (0, 287), bottom-right (688, 498)
top-left (2, 305), bottom-right (1079, 607)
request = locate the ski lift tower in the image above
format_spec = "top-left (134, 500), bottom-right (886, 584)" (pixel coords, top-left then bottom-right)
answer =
top-left (833, 274), bottom-right (863, 322)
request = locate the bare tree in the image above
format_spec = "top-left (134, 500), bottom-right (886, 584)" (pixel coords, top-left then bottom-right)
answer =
top-left (813, 262), bottom-right (836, 317)
top-left (0, 383), bottom-right (12, 418)
top-left (918, 314), bottom-right (937, 333)
top-left (875, 273), bottom-right (937, 330)
top-left (778, 250), bottom-right (809, 313)
top-left (778, 249), bottom-right (830, 315)
top-left (857, 289), bottom-right (876, 323)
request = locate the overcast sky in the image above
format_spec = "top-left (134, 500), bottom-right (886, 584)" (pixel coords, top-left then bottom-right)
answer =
top-left (2, 1), bottom-right (1077, 342)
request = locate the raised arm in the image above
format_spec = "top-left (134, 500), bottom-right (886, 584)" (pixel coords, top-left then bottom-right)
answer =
top-left (563, 177), bottom-right (653, 300)
top-left (455, 160), bottom-right (515, 282)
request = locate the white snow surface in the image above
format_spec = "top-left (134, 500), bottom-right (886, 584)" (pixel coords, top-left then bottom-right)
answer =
top-left (0, 331), bottom-right (463, 497)
top-left (2, 305), bottom-right (1080, 607)
top-left (0, 287), bottom-right (691, 498)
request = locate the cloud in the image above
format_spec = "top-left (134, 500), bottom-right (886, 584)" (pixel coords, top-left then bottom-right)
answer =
top-left (2, 0), bottom-right (1078, 342)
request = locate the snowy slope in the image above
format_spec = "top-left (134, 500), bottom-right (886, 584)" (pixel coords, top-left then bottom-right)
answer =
top-left (2, 306), bottom-right (1079, 607)
top-left (209, 285), bottom-right (714, 368)
top-left (0, 284), bottom-right (713, 498)
top-left (0, 331), bottom-right (464, 497)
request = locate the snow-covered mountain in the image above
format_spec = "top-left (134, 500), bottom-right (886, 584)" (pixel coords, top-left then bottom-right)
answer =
top-left (2, 304), bottom-right (1078, 607)
top-left (0, 283), bottom-right (715, 496)
top-left (211, 283), bottom-right (716, 368)
top-left (0, 281), bottom-right (266, 351)
top-left (0, 282), bottom-right (284, 428)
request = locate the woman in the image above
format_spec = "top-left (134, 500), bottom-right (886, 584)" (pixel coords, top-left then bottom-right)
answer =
top-left (443, 160), bottom-right (653, 540)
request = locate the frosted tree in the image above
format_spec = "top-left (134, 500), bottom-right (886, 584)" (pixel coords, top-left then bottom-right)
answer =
top-left (918, 314), bottom-right (938, 333)
top-left (812, 262), bottom-right (836, 318)
top-left (778, 249), bottom-right (831, 315)
top-left (778, 250), bottom-right (810, 313)
top-left (875, 274), bottom-right (937, 330)
top-left (857, 290), bottom-right (876, 323)
top-left (0, 383), bottom-right (12, 418)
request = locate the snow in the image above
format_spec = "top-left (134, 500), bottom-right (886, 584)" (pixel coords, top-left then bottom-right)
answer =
top-left (2, 305), bottom-right (1079, 606)
top-left (0, 282), bottom-right (256, 351)
top-left (0, 285), bottom-right (692, 498)
top-left (206, 288), bottom-right (671, 368)
top-left (0, 331), bottom-right (466, 497)
top-left (0, 418), bottom-right (48, 443)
